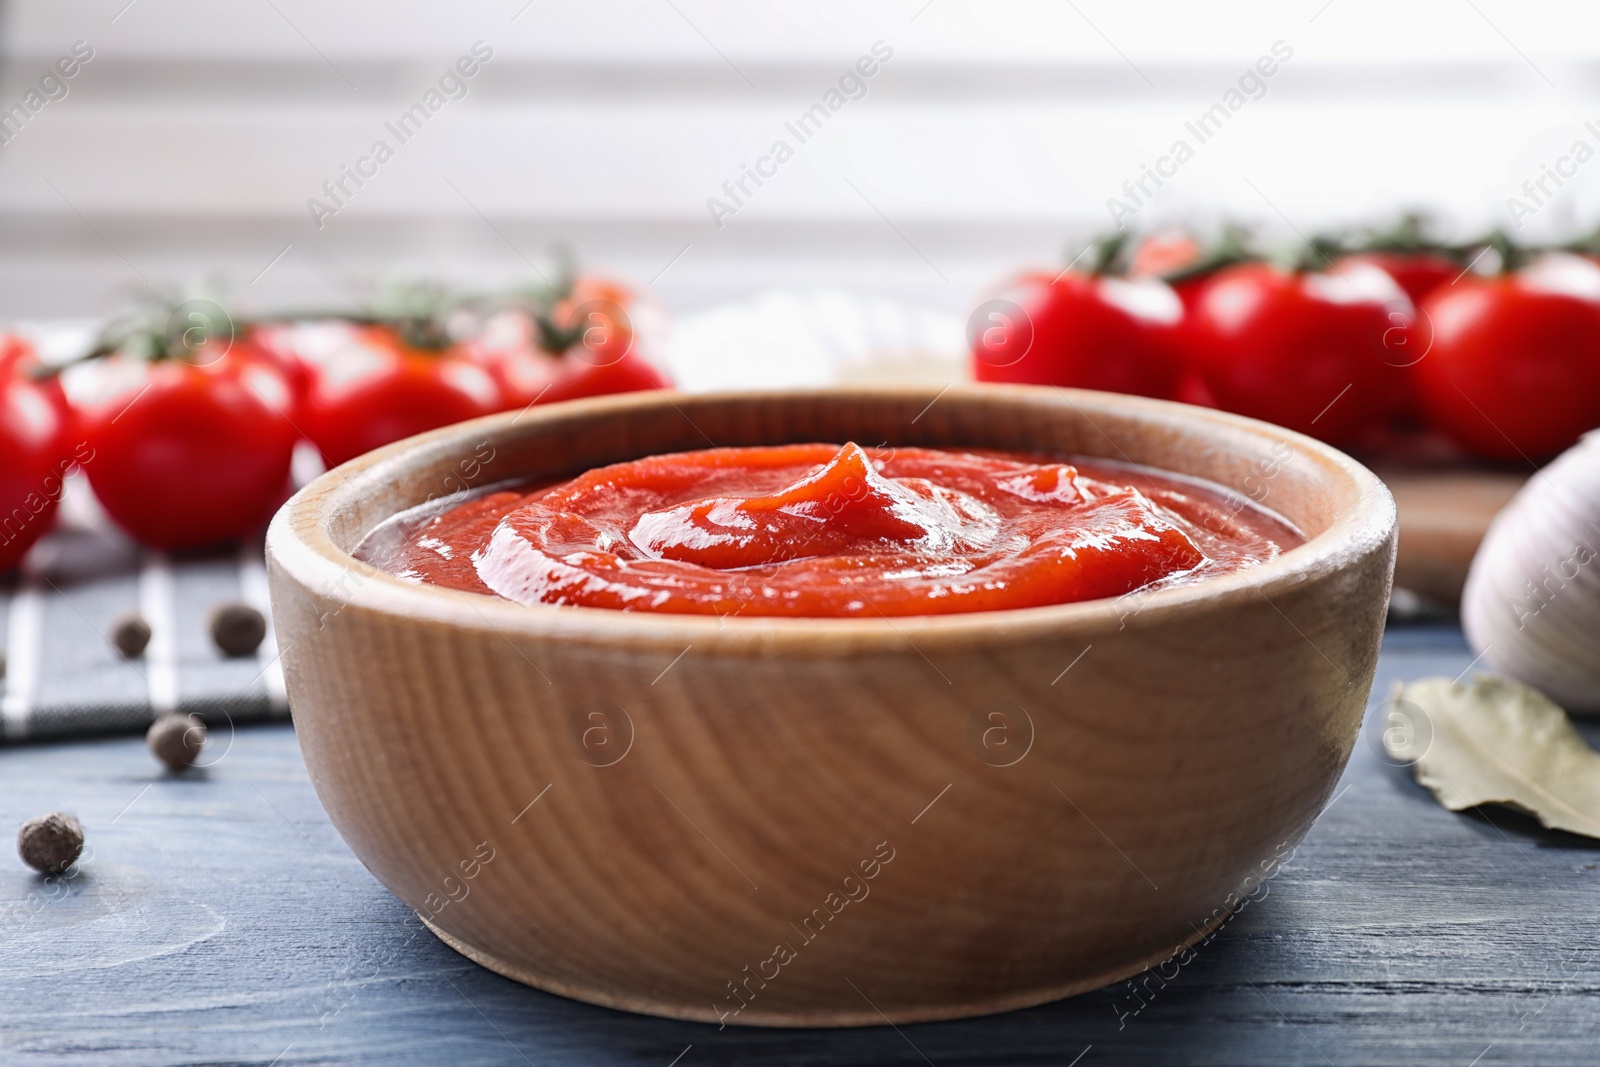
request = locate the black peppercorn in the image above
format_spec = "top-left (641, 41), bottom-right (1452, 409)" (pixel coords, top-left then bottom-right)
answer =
top-left (147, 712), bottom-right (206, 771)
top-left (208, 601), bottom-right (266, 657)
top-left (18, 812), bottom-right (84, 875)
top-left (111, 610), bottom-right (152, 658)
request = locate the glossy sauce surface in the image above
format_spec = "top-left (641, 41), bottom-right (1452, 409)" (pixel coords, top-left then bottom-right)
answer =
top-left (358, 443), bottom-right (1302, 617)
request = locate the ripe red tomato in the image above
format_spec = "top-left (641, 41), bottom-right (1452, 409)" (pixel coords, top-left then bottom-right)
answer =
top-left (72, 349), bottom-right (298, 550)
top-left (463, 278), bottom-right (672, 411)
top-left (546, 277), bottom-right (640, 369)
top-left (1331, 253), bottom-right (1458, 425)
top-left (244, 324), bottom-right (316, 407)
top-left (971, 271), bottom-right (1184, 399)
top-left (454, 312), bottom-right (563, 412)
top-left (0, 370), bottom-right (72, 572)
top-left (1412, 254), bottom-right (1600, 461)
top-left (460, 336), bottom-right (562, 411)
top-left (1168, 274), bottom-right (1222, 317)
top-left (1128, 235), bottom-right (1260, 406)
top-left (1131, 234), bottom-right (1219, 313)
top-left (1131, 228), bottom-right (1260, 315)
top-left (1338, 252), bottom-right (1458, 308)
top-left (0, 334), bottom-right (75, 433)
top-left (1186, 262), bottom-right (1415, 444)
top-left (0, 334), bottom-right (36, 375)
top-left (538, 350), bottom-right (672, 405)
top-left (300, 325), bottom-right (502, 468)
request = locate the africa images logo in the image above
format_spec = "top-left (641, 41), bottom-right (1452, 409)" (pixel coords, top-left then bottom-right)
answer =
top-left (0, 41), bottom-right (95, 146)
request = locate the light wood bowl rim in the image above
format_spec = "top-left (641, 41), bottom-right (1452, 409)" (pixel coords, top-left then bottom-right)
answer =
top-left (267, 385), bottom-right (1396, 652)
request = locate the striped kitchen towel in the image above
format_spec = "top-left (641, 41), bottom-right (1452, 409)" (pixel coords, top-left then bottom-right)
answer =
top-left (1, 522), bottom-right (287, 744)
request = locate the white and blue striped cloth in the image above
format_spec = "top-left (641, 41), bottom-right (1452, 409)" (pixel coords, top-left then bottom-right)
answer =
top-left (1, 524), bottom-right (286, 743)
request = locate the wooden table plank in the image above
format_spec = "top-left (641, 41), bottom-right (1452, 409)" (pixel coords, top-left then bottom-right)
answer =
top-left (3, 627), bottom-right (1598, 1066)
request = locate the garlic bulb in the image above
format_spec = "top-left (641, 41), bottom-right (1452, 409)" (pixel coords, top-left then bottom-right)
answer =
top-left (1463, 432), bottom-right (1600, 713)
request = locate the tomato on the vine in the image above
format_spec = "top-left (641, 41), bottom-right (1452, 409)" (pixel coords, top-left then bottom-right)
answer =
top-left (300, 325), bottom-right (502, 468)
top-left (1412, 253), bottom-right (1600, 461)
top-left (464, 276), bottom-right (671, 412)
top-left (1131, 232), bottom-right (1216, 314)
top-left (0, 334), bottom-right (36, 376)
top-left (0, 365), bottom-right (72, 572)
top-left (539, 350), bottom-right (672, 405)
top-left (1185, 261), bottom-right (1415, 443)
top-left (1127, 230), bottom-right (1262, 407)
top-left (1131, 227), bottom-right (1259, 315)
top-left (457, 313), bottom-right (563, 412)
top-left (544, 276), bottom-right (640, 370)
top-left (1329, 253), bottom-right (1458, 424)
top-left (1338, 252), bottom-right (1458, 308)
top-left (971, 270), bottom-right (1185, 399)
top-left (1130, 231), bottom-right (1202, 281)
top-left (0, 334), bottom-right (75, 434)
top-left (245, 323), bottom-right (317, 408)
top-left (70, 346), bottom-right (298, 550)
top-left (1337, 215), bottom-right (1459, 309)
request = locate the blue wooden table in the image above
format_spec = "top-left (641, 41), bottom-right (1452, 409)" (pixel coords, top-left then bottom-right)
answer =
top-left (4, 625), bottom-right (1598, 1066)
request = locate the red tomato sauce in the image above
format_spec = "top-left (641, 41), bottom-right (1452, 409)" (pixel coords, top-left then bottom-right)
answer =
top-left (358, 443), bottom-right (1301, 617)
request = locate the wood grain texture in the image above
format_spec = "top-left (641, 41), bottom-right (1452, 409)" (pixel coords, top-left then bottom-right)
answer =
top-left (1381, 466), bottom-right (1527, 605)
top-left (4, 629), bottom-right (1600, 1065)
top-left (265, 386), bottom-right (1397, 1025)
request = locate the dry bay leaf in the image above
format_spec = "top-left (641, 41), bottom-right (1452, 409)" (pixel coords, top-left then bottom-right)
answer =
top-left (1387, 674), bottom-right (1600, 839)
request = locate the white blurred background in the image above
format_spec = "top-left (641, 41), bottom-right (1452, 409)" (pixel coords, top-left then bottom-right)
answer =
top-left (0, 0), bottom-right (1597, 350)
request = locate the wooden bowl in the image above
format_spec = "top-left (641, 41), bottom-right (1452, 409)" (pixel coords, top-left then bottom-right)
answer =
top-left (266, 386), bottom-right (1396, 1027)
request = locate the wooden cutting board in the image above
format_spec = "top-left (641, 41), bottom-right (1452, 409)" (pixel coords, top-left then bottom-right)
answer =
top-left (1376, 465), bottom-right (1528, 606)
